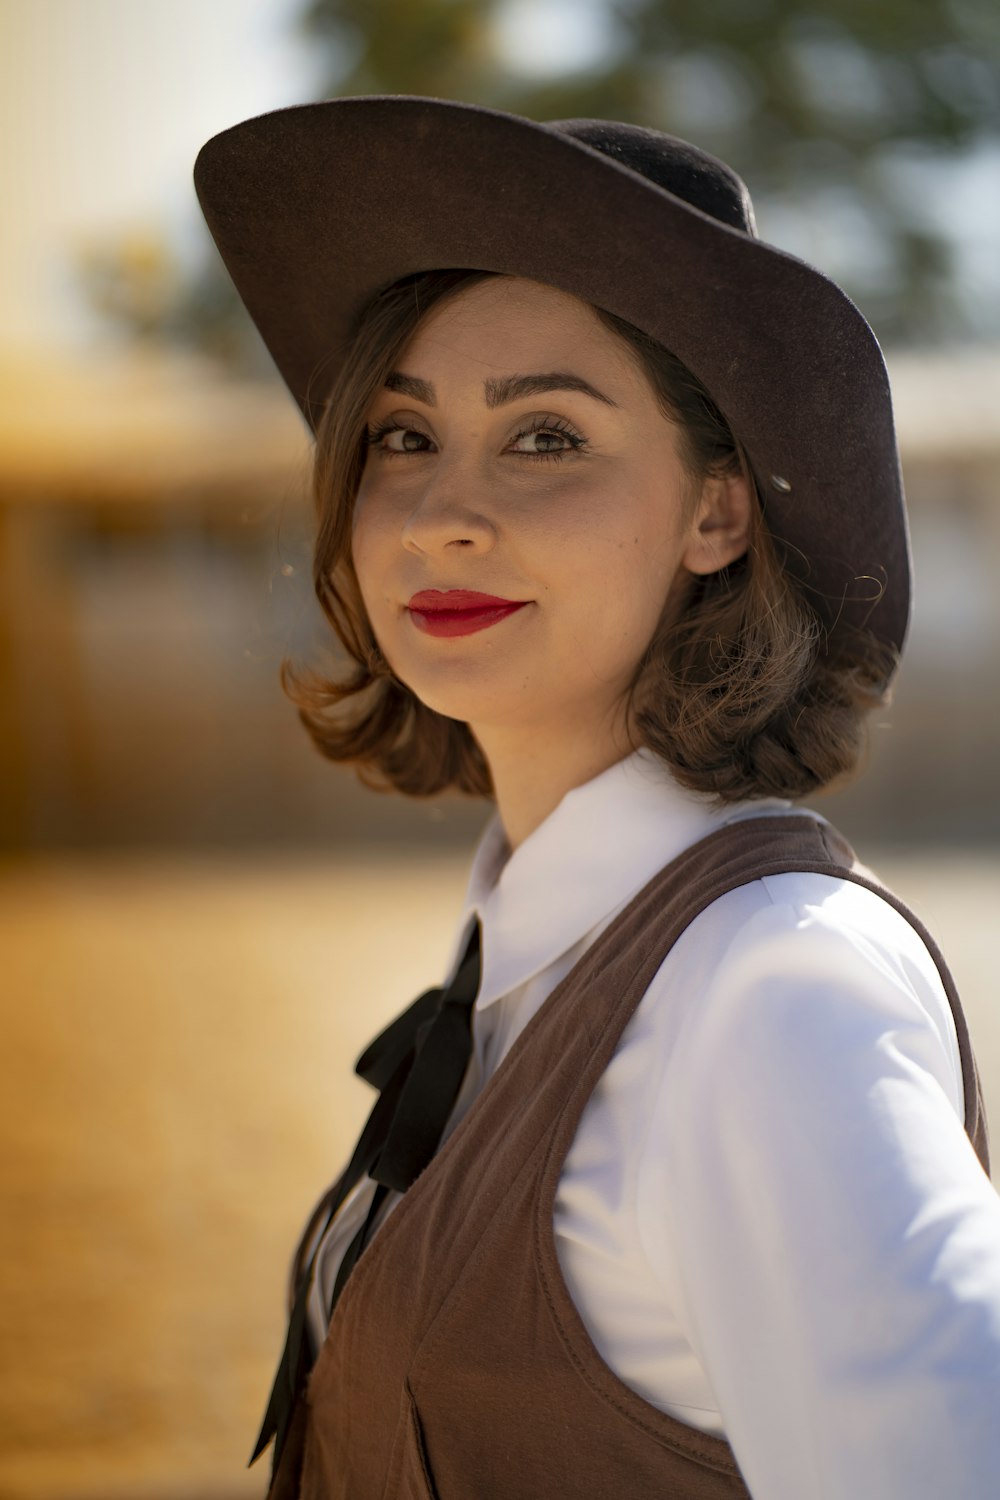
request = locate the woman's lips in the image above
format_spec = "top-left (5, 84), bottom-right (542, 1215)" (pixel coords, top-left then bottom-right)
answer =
top-left (407, 589), bottom-right (530, 639)
top-left (408, 590), bottom-right (521, 610)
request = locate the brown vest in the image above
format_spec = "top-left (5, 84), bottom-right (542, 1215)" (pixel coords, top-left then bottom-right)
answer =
top-left (271, 816), bottom-right (990, 1499)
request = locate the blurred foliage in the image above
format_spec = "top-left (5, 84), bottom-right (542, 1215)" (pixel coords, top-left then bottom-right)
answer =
top-left (74, 230), bottom-right (275, 369)
top-left (81, 0), bottom-right (1000, 363)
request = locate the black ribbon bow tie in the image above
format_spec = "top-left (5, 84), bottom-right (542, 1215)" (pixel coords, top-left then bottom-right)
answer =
top-left (250, 919), bottom-right (483, 1473)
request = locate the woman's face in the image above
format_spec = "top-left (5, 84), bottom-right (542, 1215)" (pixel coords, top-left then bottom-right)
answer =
top-left (351, 276), bottom-right (745, 750)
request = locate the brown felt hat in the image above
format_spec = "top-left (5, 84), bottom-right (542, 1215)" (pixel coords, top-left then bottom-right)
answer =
top-left (194, 95), bottom-right (910, 671)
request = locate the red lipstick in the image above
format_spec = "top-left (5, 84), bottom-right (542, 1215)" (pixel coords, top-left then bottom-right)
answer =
top-left (407, 589), bottom-right (529, 639)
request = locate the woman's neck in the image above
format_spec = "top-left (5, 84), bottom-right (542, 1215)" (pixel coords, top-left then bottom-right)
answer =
top-left (474, 714), bottom-right (636, 851)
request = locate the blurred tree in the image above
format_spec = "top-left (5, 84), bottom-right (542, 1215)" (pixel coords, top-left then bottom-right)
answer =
top-left (82, 0), bottom-right (1000, 362)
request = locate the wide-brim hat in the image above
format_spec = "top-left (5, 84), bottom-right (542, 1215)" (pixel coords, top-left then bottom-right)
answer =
top-left (194, 95), bottom-right (910, 671)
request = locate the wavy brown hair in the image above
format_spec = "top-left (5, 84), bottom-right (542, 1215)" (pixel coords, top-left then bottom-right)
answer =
top-left (282, 269), bottom-right (892, 802)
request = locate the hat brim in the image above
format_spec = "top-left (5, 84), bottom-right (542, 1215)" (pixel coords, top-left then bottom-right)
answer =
top-left (194, 94), bottom-right (910, 664)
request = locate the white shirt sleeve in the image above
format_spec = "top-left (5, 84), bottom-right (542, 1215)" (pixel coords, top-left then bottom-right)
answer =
top-left (642, 878), bottom-right (1000, 1500)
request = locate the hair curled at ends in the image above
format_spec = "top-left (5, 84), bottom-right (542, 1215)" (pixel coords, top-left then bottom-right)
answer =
top-left (282, 269), bottom-right (895, 803)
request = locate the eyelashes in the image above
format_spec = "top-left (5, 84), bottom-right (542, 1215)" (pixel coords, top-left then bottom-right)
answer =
top-left (511, 416), bottom-right (587, 459)
top-left (364, 418), bottom-right (429, 456)
top-left (363, 414), bottom-right (588, 463)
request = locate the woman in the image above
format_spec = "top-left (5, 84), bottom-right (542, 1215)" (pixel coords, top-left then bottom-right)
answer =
top-left (195, 99), bottom-right (1000, 1498)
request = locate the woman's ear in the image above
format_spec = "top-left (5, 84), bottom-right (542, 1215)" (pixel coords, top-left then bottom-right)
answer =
top-left (681, 468), bottom-right (752, 576)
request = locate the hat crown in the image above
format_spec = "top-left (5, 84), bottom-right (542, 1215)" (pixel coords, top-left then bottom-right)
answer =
top-left (549, 119), bottom-right (757, 235)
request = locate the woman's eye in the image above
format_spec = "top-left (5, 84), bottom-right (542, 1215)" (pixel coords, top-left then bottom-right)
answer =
top-left (366, 422), bottom-right (432, 455)
top-left (365, 417), bottom-right (584, 460)
top-left (509, 422), bottom-right (585, 458)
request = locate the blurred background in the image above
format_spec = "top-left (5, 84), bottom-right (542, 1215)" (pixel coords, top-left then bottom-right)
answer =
top-left (1, 1), bottom-right (998, 1495)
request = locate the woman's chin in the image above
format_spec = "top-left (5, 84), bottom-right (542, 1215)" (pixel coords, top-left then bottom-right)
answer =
top-left (387, 653), bottom-right (514, 719)
top-left (409, 684), bottom-right (502, 726)
top-left (403, 676), bottom-right (534, 734)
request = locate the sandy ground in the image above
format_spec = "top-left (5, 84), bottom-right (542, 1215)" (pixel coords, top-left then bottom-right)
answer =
top-left (0, 847), bottom-right (997, 1499)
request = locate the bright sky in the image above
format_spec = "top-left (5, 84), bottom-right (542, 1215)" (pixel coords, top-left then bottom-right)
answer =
top-left (0, 0), bottom-right (322, 351)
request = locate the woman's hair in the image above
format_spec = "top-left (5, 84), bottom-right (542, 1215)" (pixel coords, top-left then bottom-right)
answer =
top-left (282, 269), bottom-right (893, 802)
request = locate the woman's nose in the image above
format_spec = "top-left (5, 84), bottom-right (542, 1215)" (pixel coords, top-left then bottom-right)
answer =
top-left (400, 460), bottom-right (497, 555)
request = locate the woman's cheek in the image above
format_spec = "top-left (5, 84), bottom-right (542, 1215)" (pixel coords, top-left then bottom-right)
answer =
top-left (350, 496), bottom-right (388, 584)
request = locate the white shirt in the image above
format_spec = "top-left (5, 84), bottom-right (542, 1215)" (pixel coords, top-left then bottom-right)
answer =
top-left (308, 749), bottom-right (1000, 1498)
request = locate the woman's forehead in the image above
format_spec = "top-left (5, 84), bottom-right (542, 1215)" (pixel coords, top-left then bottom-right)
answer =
top-left (396, 275), bottom-right (645, 389)
top-left (416, 274), bottom-right (595, 335)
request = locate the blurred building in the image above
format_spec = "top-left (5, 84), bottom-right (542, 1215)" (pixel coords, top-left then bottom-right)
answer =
top-left (1, 343), bottom-right (998, 852)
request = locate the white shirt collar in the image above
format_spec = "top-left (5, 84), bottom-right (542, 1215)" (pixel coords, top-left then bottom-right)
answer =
top-left (452, 748), bottom-right (790, 1010)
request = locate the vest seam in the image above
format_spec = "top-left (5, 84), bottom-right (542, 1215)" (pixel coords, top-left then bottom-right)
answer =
top-left (407, 1129), bottom-right (557, 1383)
top-left (535, 1235), bottom-right (744, 1474)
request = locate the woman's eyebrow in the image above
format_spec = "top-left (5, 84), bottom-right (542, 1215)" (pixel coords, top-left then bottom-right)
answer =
top-left (384, 371), bottom-right (435, 404)
top-left (383, 370), bottom-right (618, 408)
top-left (485, 372), bottom-right (618, 408)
